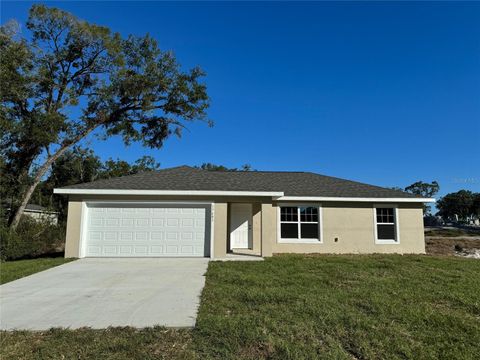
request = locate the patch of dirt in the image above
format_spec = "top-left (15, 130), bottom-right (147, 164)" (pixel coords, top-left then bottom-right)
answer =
top-left (425, 227), bottom-right (480, 237)
top-left (425, 237), bottom-right (480, 257)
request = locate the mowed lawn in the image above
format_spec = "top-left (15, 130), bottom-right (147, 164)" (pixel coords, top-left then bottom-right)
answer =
top-left (0, 258), bottom-right (75, 285)
top-left (1, 255), bottom-right (479, 359)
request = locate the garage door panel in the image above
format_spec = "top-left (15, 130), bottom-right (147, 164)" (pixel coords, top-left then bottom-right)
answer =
top-left (121, 218), bottom-right (134, 226)
top-left (152, 219), bottom-right (165, 227)
top-left (87, 245), bottom-right (102, 255)
top-left (181, 245), bottom-right (193, 254)
top-left (151, 232), bottom-right (164, 240)
top-left (84, 204), bottom-right (209, 257)
top-left (120, 232), bottom-right (133, 241)
top-left (150, 245), bottom-right (163, 254)
top-left (103, 232), bottom-right (115, 241)
top-left (119, 246), bottom-right (132, 255)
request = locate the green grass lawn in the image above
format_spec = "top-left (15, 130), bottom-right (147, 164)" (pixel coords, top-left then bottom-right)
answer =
top-left (0, 257), bottom-right (75, 285)
top-left (1, 255), bottom-right (479, 359)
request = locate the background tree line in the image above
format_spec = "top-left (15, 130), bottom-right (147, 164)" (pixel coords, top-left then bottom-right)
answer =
top-left (1, 145), bottom-right (253, 225)
top-left (403, 180), bottom-right (480, 224)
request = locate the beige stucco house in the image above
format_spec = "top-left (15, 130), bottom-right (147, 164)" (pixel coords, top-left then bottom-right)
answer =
top-left (54, 166), bottom-right (434, 259)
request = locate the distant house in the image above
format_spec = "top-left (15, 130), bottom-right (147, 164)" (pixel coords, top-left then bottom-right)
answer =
top-left (23, 204), bottom-right (59, 225)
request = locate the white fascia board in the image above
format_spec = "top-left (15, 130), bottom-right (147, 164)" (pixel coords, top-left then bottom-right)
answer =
top-left (53, 188), bottom-right (285, 197)
top-left (275, 196), bottom-right (435, 203)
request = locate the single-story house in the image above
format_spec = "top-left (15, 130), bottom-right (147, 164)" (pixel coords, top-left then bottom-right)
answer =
top-left (3, 203), bottom-right (59, 225)
top-left (23, 204), bottom-right (59, 225)
top-left (54, 166), bottom-right (434, 259)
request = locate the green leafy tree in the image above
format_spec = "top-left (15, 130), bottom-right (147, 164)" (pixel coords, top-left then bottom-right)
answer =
top-left (472, 193), bottom-right (480, 219)
top-left (38, 147), bottom-right (102, 221)
top-left (47, 148), bottom-right (102, 188)
top-left (436, 190), bottom-right (474, 222)
top-left (404, 181), bottom-right (440, 214)
top-left (99, 155), bottom-right (160, 179)
top-left (1, 5), bottom-right (210, 229)
top-left (404, 181), bottom-right (439, 198)
top-left (38, 150), bottom-right (160, 222)
top-left (197, 163), bottom-right (253, 171)
top-left (0, 21), bottom-right (34, 210)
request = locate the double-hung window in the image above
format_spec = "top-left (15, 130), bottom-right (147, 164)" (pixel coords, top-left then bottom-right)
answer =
top-left (279, 206), bottom-right (321, 242)
top-left (374, 206), bottom-right (399, 243)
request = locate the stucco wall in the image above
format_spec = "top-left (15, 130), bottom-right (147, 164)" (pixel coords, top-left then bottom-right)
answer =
top-left (261, 202), bottom-right (276, 257)
top-left (213, 202), bottom-right (228, 258)
top-left (62, 196), bottom-right (425, 258)
top-left (269, 202), bottom-right (425, 254)
top-left (252, 203), bottom-right (262, 255)
top-left (64, 201), bottom-right (82, 258)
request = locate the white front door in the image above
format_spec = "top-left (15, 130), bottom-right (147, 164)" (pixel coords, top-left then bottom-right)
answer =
top-left (230, 203), bottom-right (252, 249)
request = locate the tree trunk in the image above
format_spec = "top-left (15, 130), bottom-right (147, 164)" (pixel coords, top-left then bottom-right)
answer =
top-left (9, 163), bottom-right (51, 230)
top-left (9, 125), bottom-right (99, 230)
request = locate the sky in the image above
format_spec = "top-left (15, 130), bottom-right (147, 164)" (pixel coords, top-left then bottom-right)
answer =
top-left (2, 1), bottom-right (479, 199)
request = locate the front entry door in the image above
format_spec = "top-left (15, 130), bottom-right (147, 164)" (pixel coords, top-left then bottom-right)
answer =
top-left (230, 203), bottom-right (252, 249)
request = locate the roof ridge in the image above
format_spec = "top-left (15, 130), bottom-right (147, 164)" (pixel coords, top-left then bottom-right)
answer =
top-left (194, 169), bottom-right (307, 174)
top-left (138, 165), bottom-right (198, 174)
top-left (307, 171), bottom-right (418, 197)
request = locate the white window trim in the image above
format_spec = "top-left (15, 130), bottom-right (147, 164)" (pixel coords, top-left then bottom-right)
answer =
top-left (277, 204), bottom-right (323, 244)
top-left (373, 204), bottom-right (400, 244)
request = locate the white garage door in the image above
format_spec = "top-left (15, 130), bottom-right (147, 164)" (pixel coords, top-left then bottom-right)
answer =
top-left (84, 203), bottom-right (210, 257)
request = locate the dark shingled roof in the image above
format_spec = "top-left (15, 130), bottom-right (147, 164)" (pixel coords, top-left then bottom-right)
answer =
top-left (59, 166), bottom-right (421, 198)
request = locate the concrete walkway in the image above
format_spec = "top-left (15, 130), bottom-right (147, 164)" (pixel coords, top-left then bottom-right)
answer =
top-left (0, 258), bottom-right (209, 330)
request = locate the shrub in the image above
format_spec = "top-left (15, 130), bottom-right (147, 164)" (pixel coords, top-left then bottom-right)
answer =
top-left (424, 215), bottom-right (443, 226)
top-left (0, 218), bottom-right (66, 261)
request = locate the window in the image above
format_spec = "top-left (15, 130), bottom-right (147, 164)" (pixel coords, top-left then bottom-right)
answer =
top-left (374, 206), bottom-right (398, 243)
top-left (279, 206), bottom-right (321, 242)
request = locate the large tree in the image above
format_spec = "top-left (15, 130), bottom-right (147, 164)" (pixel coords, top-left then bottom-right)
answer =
top-left (473, 193), bottom-right (480, 219)
top-left (1, 5), bottom-right (210, 229)
top-left (404, 181), bottom-right (439, 214)
top-left (38, 149), bottom-right (160, 222)
top-left (436, 190), bottom-right (475, 222)
top-left (100, 155), bottom-right (161, 179)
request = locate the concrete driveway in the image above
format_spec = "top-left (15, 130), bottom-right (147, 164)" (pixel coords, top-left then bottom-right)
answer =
top-left (0, 258), bottom-right (209, 330)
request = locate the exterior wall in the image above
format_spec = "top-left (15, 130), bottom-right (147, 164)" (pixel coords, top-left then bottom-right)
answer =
top-left (65, 201), bottom-right (83, 258)
top-left (213, 203), bottom-right (228, 258)
top-left (23, 210), bottom-right (59, 225)
top-left (62, 195), bottom-right (425, 258)
top-left (261, 202), bottom-right (276, 257)
top-left (252, 203), bottom-right (262, 255)
top-left (269, 202), bottom-right (425, 254)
